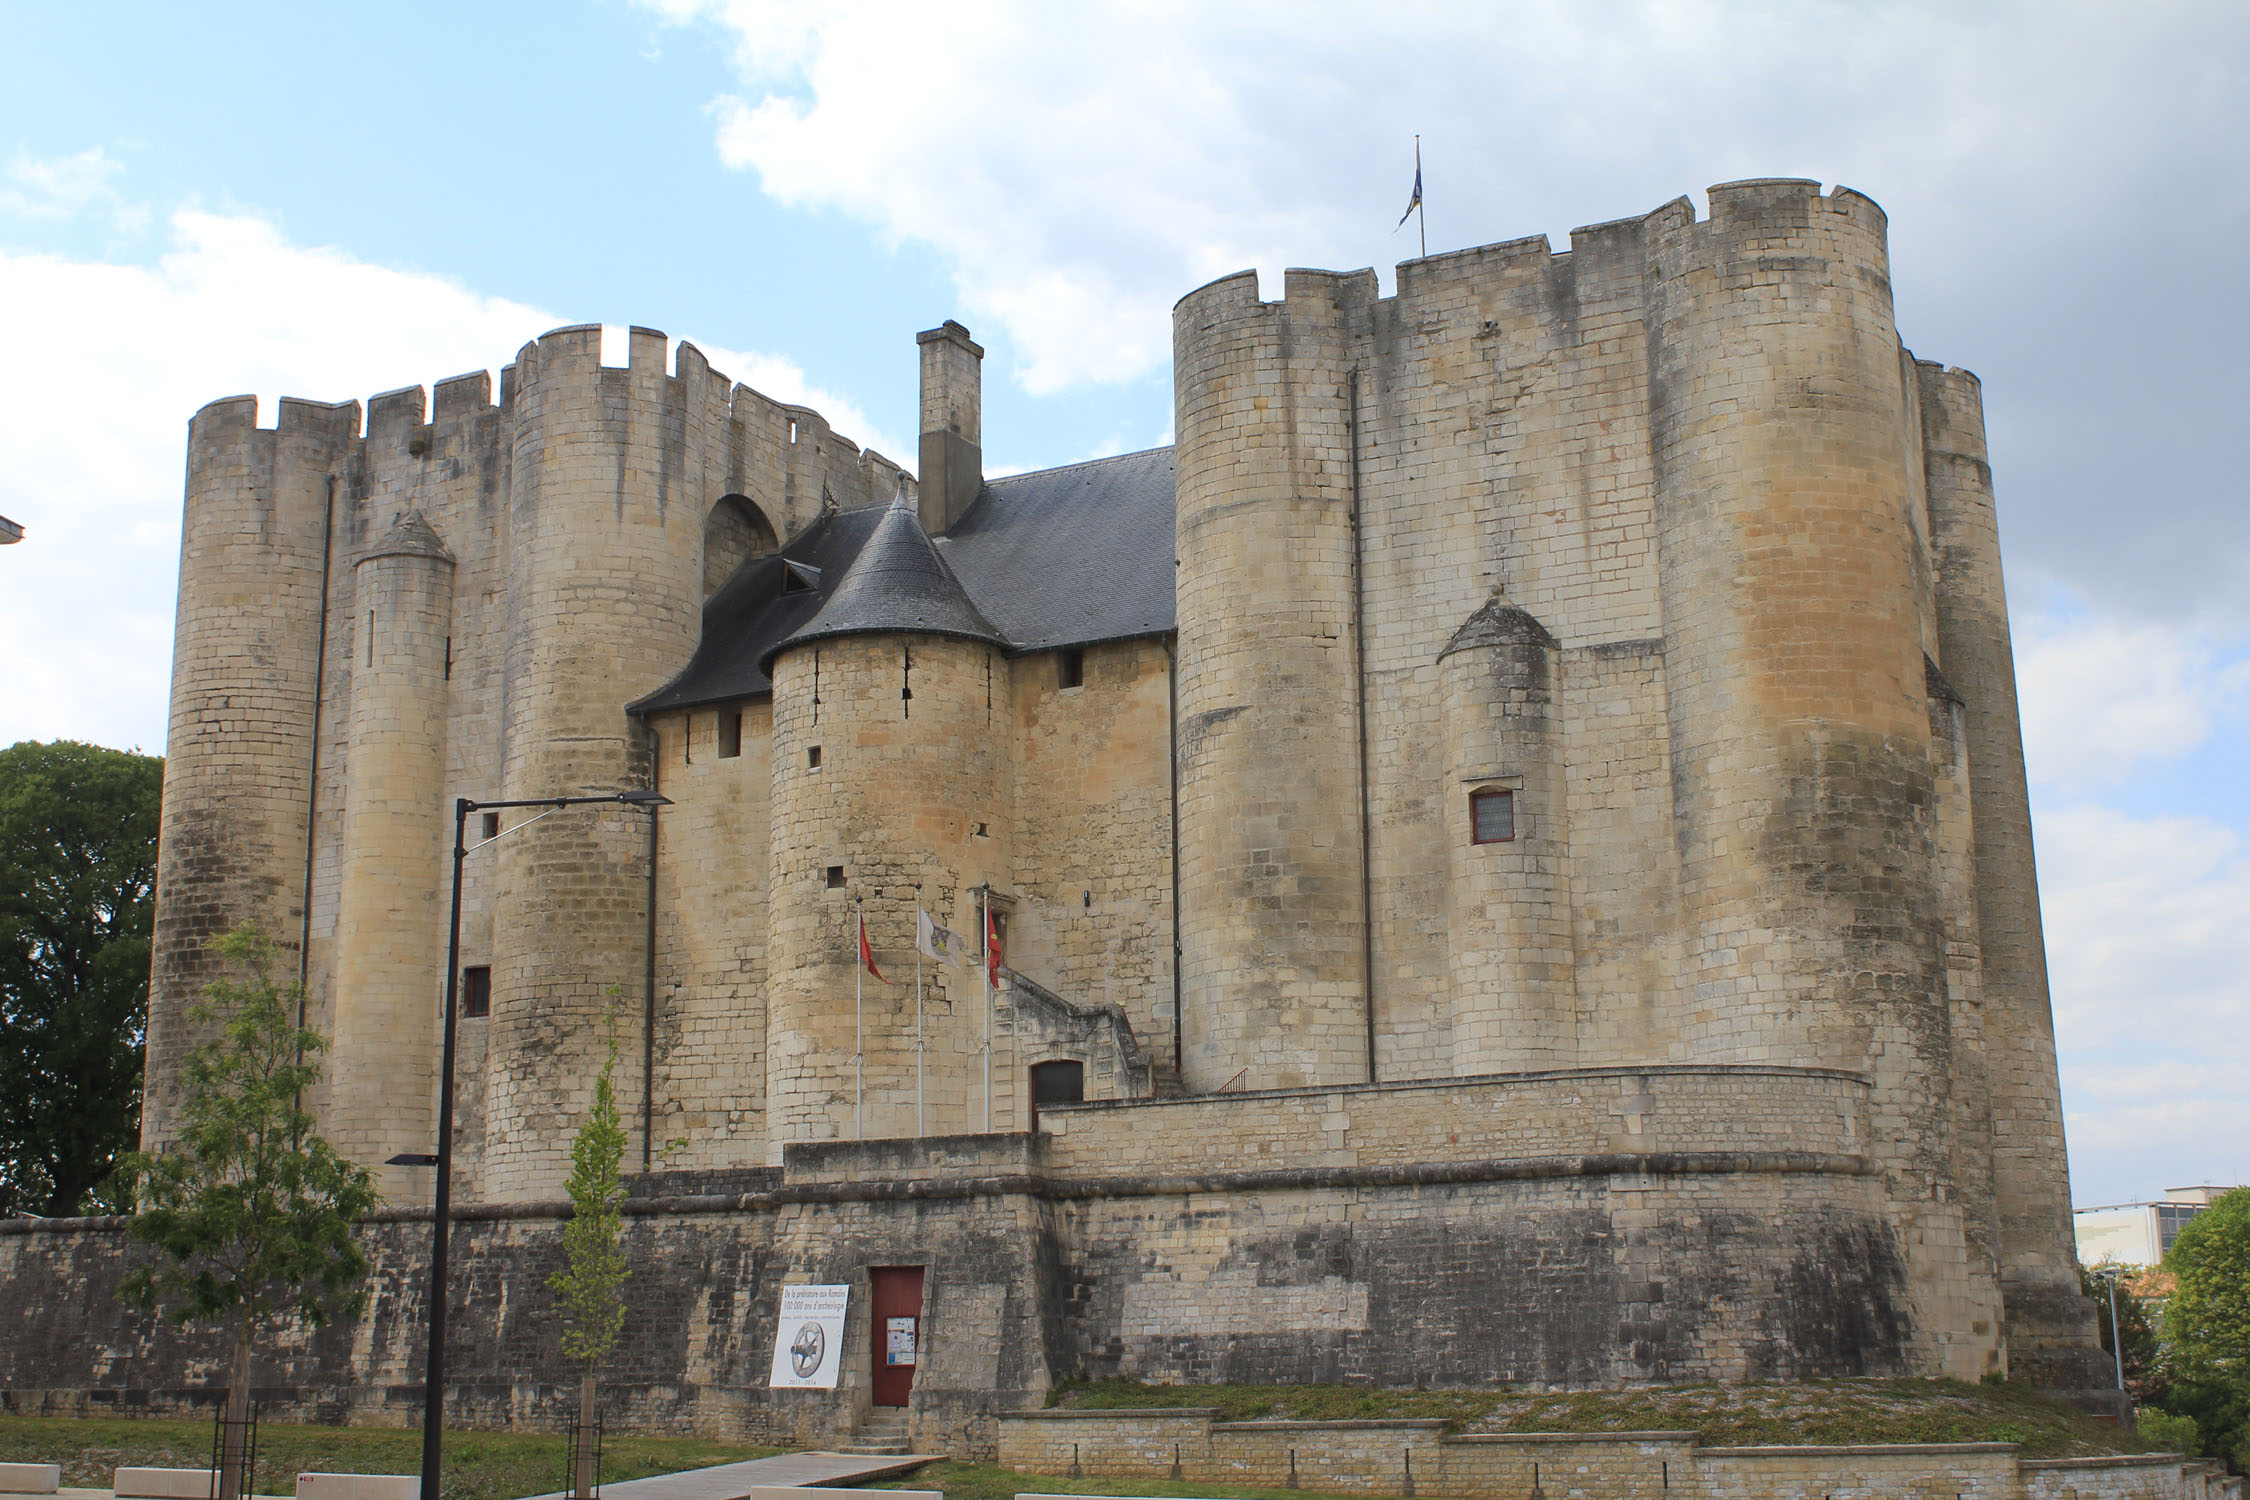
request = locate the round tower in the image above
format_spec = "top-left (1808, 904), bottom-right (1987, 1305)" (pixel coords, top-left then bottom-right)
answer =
top-left (1169, 268), bottom-right (1373, 1092)
top-left (329, 510), bottom-right (455, 1202)
top-left (761, 494), bottom-right (1012, 1147)
top-left (1646, 180), bottom-right (1941, 1075)
top-left (145, 395), bottom-right (355, 1149)
top-left (481, 326), bottom-right (704, 1200)
top-left (1648, 181), bottom-right (1975, 1371)
top-left (1437, 599), bottom-right (1575, 1073)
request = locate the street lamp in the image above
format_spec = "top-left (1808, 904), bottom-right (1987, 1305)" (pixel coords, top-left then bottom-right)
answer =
top-left (2094, 1266), bottom-right (2128, 1394)
top-left (393, 789), bottom-right (670, 1500)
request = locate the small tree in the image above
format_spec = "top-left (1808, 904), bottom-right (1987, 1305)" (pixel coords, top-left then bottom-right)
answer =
top-left (2163, 1188), bottom-right (2250, 1472)
top-left (120, 925), bottom-right (378, 1500)
top-left (550, 1000), bottom-right (630, 1500)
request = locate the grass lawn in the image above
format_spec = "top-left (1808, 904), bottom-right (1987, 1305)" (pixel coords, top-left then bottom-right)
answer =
top-left (1040, 1377), bottom-right (2155, 1461)
top-left (0, 1416), bottom-right (778, 1500)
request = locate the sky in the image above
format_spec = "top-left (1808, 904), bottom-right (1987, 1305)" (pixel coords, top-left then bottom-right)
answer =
top-left (0, 0), bottom-right (2243, 1209)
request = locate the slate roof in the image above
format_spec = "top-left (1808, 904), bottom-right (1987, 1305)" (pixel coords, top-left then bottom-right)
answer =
top-left (758, 490), bottom-right (1005, 671)
top-left (634, 445), bottom-right (1177, 714)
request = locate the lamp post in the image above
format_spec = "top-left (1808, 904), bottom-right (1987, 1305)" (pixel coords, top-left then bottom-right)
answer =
top-left (2095, 1266), bottom-right (2128, 1393)
top-left (393, 789), bottom-right (669, 1500)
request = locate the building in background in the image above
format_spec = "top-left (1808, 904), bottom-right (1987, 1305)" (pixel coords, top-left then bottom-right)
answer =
top-left (2075, 1186), bottom-right (2240, 1266)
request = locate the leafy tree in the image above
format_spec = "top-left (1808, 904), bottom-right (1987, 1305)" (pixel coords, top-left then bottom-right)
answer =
top-left (2082, 1263), bottom-right (2171, 1406)
top-left (2162, 1187), bottom-right (2250, 1473)
top-left (550, 999), bottom-right (630, 1500)
top-left (120, 925), bottom-right (379, 1500)
top-left (0, 739), bottom-right (162, 1216)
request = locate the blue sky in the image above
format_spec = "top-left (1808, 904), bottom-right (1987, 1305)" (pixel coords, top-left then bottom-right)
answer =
top-left (1, 0), bottom-right (2244, 1207)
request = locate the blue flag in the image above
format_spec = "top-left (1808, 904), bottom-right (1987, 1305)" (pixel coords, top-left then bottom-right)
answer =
top-left (1397, 164), bottom-right (1422, 228)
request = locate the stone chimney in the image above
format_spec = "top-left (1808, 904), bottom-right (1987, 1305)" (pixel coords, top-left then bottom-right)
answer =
top-left (917, 320), bottom-right (984, 534)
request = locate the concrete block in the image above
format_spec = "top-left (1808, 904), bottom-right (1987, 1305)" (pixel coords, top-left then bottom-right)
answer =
top-left (113, 1469), bottom-right (216, 1499)
top-left (750, 1491), bottom-right (939, 1500)
top-left (0, 1464), bottom-right (59, 1494)
top-left (295, 1475), bottom-right (420, 1500)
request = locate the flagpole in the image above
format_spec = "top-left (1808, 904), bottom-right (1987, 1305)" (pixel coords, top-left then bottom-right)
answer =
top-left (854, 897), bottom-right (864, 1142)
top-left (981, 884), bottom-right (992, 1133)
top-left (914, 884), bottom-right (926, 1138)
top-left (1415, 135), bottom-right (1426, 259)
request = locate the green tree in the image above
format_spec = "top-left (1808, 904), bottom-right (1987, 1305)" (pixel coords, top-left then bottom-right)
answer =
top-left (2082, 1263), bottom-right (2171, 1406)
top-left (2163, 1187), bottom-right (2250, 1472)
top-left (0, 739), bottom-right (162, 1216)
top-left (550, 1000), bottom-right (630, 1500)
top-left (120, 925), bottom-right (379, 1500)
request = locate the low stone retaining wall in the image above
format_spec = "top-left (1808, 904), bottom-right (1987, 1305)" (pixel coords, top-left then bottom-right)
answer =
top-left (996, 1409), bottom-right (2243, 1500)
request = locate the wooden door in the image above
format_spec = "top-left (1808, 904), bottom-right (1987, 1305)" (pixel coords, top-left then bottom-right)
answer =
top-left (869, 1266), bottom-right (925, 1407)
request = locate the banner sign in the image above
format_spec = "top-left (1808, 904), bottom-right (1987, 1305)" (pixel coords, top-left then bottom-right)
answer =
top-left (768, 1283), bottom-right (850, 1389)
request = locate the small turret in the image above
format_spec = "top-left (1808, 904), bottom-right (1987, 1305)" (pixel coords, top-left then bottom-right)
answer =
top-left (332, 509), bottom-right (456, 1200)
top-left (762, 488), bottom-right (1013, 1146)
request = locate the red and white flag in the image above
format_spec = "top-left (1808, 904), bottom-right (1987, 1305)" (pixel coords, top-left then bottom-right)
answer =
top-left (859, 909), bottom-right (887, 984)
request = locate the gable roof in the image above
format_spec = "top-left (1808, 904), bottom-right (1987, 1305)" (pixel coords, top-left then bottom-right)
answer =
top-left (633, 445), bottom-right (1177, 714)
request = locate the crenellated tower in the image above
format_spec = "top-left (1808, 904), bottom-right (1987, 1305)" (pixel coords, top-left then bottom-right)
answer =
top-left (1169, 267), bottom-right (1380, 1092)
top-left (144, 395), bottom-right (356, 1150)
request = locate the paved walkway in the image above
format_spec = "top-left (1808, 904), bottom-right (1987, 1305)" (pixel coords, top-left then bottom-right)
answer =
top-left (522, 1450), bottom-right (939, 1500)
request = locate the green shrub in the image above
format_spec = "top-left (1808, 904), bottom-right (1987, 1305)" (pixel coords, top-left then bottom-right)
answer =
top-left (2137, 1409), bottom-right (2200, 1452)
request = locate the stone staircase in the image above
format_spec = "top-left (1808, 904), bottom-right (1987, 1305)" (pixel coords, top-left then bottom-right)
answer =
top-left (835, 1408), bottom-right (912, 1456)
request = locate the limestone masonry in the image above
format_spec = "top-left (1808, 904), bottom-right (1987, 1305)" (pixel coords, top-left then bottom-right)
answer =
top-left (2, 179), bottom-right (2112, 1451)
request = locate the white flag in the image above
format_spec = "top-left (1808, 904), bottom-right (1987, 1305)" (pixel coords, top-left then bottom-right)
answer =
top-left (917, 907), bottom-right (964, 965)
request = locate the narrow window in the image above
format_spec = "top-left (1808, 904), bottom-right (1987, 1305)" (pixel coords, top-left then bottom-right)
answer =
top-left (973, 821), bottom-right (989, 838)
top-left (365, 611), bottom-right (375, 666)
top-left (1028, 1058), bottom-right (1085, 1132)
top-left (480, 812), bottom-right (500, 841)
top-left (807, 745), bottom-right (823, 770)
top-left (718, 708), bottom-right (742, 759)
top-left (1470, 788), bottom-right (1516, 844)
top-left (1058, 649), bottom-right (1085, 690)
top-left (826, 865), bottom-right (846, 889)
top-left (461, 965), bottom-right (492, 1019)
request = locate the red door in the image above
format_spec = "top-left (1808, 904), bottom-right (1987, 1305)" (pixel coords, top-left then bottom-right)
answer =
top-left (869, 1266), bottom-right (925, 1407)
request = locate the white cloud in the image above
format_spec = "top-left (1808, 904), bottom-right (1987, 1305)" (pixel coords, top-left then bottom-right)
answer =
top-left (0, 208), bottom-right (903, 754)
top-left (2016, 606), bottom-right (2250, 789)
top-left (2039, 802), bottom-right (2250, 1200)
top-left (646, 0), bottom-right (2250, 624)
top-left (0, 146), bottom-right (145, 230)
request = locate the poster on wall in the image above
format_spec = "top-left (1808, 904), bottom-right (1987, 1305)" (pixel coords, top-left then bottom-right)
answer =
top-left (768, 1284), bottom-right (851, 1389)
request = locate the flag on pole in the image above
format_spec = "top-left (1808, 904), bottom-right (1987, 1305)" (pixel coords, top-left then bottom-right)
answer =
top-left (985, 905), bottom-right (1005, 987)
top-left (917, 907), bottom-right (964, 965)
top-left (859, 909), bottom-right (886, 984)
top-left (1396, 160), bottom-right (1422, 228)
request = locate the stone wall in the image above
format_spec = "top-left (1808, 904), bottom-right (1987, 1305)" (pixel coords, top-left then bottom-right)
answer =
top-left (999, 1411), bottom-right (2229, 1500)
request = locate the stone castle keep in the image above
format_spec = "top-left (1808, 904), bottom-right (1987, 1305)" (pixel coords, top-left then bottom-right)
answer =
top-left (3, 178), bottom-right (2110, 1449)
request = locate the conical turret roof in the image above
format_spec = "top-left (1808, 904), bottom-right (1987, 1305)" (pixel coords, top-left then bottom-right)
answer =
top-left (759, 488), bottom-right (1004, 672)
top-left (357, 508), bottom-right (455, 565)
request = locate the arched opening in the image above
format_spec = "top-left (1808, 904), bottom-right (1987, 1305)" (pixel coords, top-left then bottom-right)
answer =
top-left (702, 493), bottom-right (779, 599)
